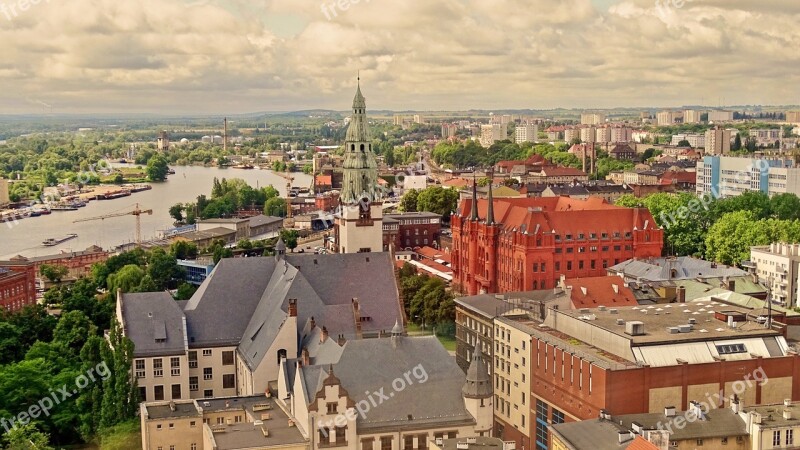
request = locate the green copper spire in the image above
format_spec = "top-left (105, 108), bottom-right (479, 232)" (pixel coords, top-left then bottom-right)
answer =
top-left (341, 79), bottom-right (379, 205)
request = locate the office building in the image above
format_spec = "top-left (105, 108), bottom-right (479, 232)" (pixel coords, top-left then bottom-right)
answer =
top-left (749, 242), bottom-right (800, 308)
top-left (696, 155), bottom-right (799, 198)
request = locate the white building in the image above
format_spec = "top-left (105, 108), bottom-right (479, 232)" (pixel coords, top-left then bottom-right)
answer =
top-left (563, 127), bottom-right (580, 143)
top-left (750, 129), bottom-right (782, 147)
top-left (656, 110), bottom-right (681, 126)
top-left (670, 133), bottom-right (706, 148)
top-left (683, 109), bottom-right (702, 124)
top-left (609, 126), bottom-right (633, 143)
top-left (579, 126), bottom-right (596, 144)
top-left (708, 110), bottom-right (735, 122)
top-left (696, 155), bottom-right (798, 199)
top-left (514, 123), bottom-right (538, 144)
top-left (750, 242), bottom-right (800, 307)
top-left (580, 113), bottom-right (605, 125)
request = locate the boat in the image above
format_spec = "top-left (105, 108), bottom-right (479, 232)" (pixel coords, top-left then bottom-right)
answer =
top-left (51, 204), bottom-right (78, 211)
top-left (232, 164), bottom-right (255, 170)
top-left (42, 233), bottom-right (78, 246)
top-left (96, 189), bottom-right (132, 200)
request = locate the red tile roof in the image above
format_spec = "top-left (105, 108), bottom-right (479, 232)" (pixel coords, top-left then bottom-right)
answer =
top-left (458, 197), bottom-right (659, 237)
top-left (660, 171), bottom-right (696, 185)
top-left (416, 246), bottom-right (452, 264)
top-left (563, 276), bottom-right (639, 308)
top-left (626, 436), bottom-right (660, 450)
top-left (443, 178), bottom-right (470, 188)
top-left (315, 175), bottom-right (332, 185)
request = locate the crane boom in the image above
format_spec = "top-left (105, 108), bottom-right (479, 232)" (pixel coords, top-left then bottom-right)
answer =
top-left (72, 203), bottom-right (153, 246)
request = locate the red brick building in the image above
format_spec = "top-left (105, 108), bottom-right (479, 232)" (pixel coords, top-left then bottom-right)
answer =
top-left (0, 262), bottom-right (36, 312)
top-left (6, 245), bottom-right (110, 280)
top-left (451, 185), bottom-right (663, 295)
top-left (382, 211), bottom-right (443, 251)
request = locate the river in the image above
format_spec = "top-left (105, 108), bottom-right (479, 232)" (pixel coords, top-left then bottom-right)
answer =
top-left (0, 165), bottom-right (312, 259)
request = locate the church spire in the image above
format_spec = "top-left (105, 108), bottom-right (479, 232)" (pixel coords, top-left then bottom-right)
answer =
top-left (341, 79), bottom-right (379, 205)
top-left (486, 180), bottom-right (495, 225)
top-left (470, 175), bottom-right (479, 221)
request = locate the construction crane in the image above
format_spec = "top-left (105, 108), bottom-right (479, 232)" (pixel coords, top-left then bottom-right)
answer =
top-left (73, 203), bottom-right (153, 247)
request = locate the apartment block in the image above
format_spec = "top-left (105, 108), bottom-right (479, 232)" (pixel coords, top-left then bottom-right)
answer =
top-left (749, 242), bottom-right (800, 308)
top-left (670, 133), bottom-right (705, 148)
top-left (683, 109), bottom-right (703, 124)
top-left (786, 111), bottom-right (800, 124)
top-left (696, 155), bottom-right (798, 198)
top-left (442, 123), bottom-right (459, 139)
top-left (656, 111), bottom-right (681, 126)
top-left (514, 123), bottom-right (538, 144)
top-left (749, 129), bottom-right (782, 147)
top-left (581, 113), bottom-right (606, 125)
top-left (481, 124), bottom-right (508, 147)
top-left (704, 127), bottom-right (733, 155)
top-left (564, 127), bottom-right (580, 143)
top-left (579, 126), bottom-right (596, 144)
top-left (708, 110), bottom-right (735, 122)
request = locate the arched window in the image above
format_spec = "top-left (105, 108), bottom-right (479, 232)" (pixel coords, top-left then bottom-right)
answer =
top-left (351, 144), bottom-right (355, 151)
top-left (360, 144), bottom-right (365, 152)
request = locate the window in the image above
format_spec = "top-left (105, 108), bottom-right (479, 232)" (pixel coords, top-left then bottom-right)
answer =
top-left (716, 344), bottom-right (747, 354)
top-left (153, 358), bottom-right (163, 377)
top-left (223, 374), bottom-right (235, 389)
top-left (189, 351), bottom-right (197, 368)
top-left (788, 429), bottom-right (794, 446)
top-left (535, 400), bottom-right (549, 450)
top-left (203, 389), bottom-right (213, 398)
top-left (169, 423), bottom-right (175, 430)
top-left (552, 408), bottom-right (565, 425)
top-left (418, 434), bottom-right (428, 450)
top-left (171, 384), bottom-right (181, 399)
top-left (362, 439), bottom-right (374, 450)
top-left (222, 351), bottom-right (234, 366)
top-left (191, 445), bottom-right (197, 450)
top-left (204, 368), bottom-right (213, 380)
top-left (135, 359), bottom-right (145, 378)
top-left (567, 261), bottom-right (572, 271)
top-left (404, 435), bottom-right (414, 450)
top-left (189, 376), bottom-right (198, 391)
top-left (154, 385), bottom-right (164, 401)
top-left (327, 402), bottom-right (338, 414)
top-left (203, 349), bottom-right (212, 357)
top-left (156, 425), bottom-right (162, 431)
top-left (190, 421), bottom-right (196, 428)
top-left (170, 357), bottom-right (180, 376)
top-left (381, 436), bottom-right (393, 450)
top-left (555, 262), bottom-right (560, 271)
top-left (578, 261), bottom-right (584, 270)
top-left (773, 431), bottom-right (781, 447)
top-left (541, 263), bottom-right (546, 272)
top-left (566, 247), bottom-right (573, 253)
top-left (721, 437), bottom-right (727, 445)
top-left (139, 386), bottom-right (147, 402)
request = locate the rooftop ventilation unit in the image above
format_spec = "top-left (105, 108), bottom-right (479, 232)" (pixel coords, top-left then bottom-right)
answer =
top-left (667, 327), bottom-right (680, 334)
top-left (678, 325), bottom-right (692, 333)
top-left (625, 321), bottom-right (645, 336)
top-left (616, 319), bottom-right (625, 326)
top-left (610, 309), bottom-right (619, 314)
top-left (688, 318), bottom-right (697, 324)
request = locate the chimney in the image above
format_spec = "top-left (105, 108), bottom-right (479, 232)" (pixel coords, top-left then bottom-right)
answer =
top-left (352, 298), bottom-right (363, 338)
top-left (320, 326), bottom-right (329, 343)
top-left (727, 278), bottom-right (736, 292)
top-left (785, 409), bottom-right (793, 420)
top-left (310, 316), bottom-right (316, 330)
top-left (664, 406), bottom-right (676, 417)
top-left (337, 334), bottom-right (347, 346)
top-left (288, 299), bottom-right (298, 317)
top-left (677, 286), bottom-right (686, 303)
top-left (301, 347), bottom-right (310, 366)
top-left (730, 395), bottom-right (740, 414)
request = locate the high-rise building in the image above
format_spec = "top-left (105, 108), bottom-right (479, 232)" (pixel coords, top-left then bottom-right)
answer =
top-left (580, 113), bottom-right (605, 125)
top-left (683, 109), bottom-right (702, 124)
top-left (704, 126), bottom-right (732, 155)
top-left (786, 111), bottom-right (800, 124)
top-left (413, 114), bottom-right (425, 124)
top-left (157, 130), bottom-right (170, 151)
top-left (579, 126), bottom-right (596, 144)
top-left (708, 110), bottom-right (735, 122)
top-left (595, 126), bottom-right (611, 143)
top-left (563, 127), bottom-right (580, 143)
top-left (656, 110), bottom-right (680, 126)
top-left (609, 126), bottom-right (632, 143)
top-left (480, 124), bottom-right (508, 147)
top-left (441, 123), bottom-right (459, 139)
top-left (514, 123), bottom-right (538, 144)
top-left (335, 81), bottom-right (384, 254)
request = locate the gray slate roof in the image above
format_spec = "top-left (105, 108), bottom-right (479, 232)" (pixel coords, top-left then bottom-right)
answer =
top-left (301, 336), bottom-right (475, 433)
top-left (609, 257), bottom-right (747, 281)
top-left (120, 292), bottom-right (186, 358)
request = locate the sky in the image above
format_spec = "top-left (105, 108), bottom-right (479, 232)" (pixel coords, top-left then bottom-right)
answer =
top-left (0, 0), bottom-right (798, 115)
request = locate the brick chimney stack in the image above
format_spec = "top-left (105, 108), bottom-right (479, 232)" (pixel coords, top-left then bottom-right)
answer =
top-left (301, 347), bottom-right (310, 366)
top-left (310, 316), bottom-right (316, 329)
top-left (288, 299), bottom-right (298, 317)
top-left (320, 326), bottom-right (329, 343)
top-left (352, 298), bottom-right (363, 339)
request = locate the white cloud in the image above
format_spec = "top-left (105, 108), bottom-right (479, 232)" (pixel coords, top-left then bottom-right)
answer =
top-left (0, 0), bottom-right (797, 113)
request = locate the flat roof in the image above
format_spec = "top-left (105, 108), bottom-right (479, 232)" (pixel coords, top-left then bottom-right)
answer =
top-left (743, 402), bottom-right (800, 429)
top-left (145, 401), bottom-right (201, 420)
top-left (554, 301), bottom-right (779, 345)
top-left (434, 437), bottom-right (505, 450)
top-left (210, 422), bottom-right (307, 450)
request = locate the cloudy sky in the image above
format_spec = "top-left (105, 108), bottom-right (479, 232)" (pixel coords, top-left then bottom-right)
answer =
top-left (1, 0), bottom-right (798, 114)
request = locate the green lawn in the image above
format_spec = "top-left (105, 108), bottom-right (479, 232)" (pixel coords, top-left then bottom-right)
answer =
top-left (97, 421), bottom-right (141, 450)
top-left (406, 322), bottom-right (456, 351)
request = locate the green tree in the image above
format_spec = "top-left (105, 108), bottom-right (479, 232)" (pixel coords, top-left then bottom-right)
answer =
top-left (99, 319), bottom-right (138, 428)
top-left (264, 197), bottom-right (287, 217)
top-left (39, 264), bottom-right (69, 284)
top-left (106, 264), bottom-right (145, 293)
top-left (170, 241), bottom-right (198, 260)
top-left (400, 189), bottom-right (419, 212)
top-left (53, 311), bottom-right (98, 355)
top-left (168, 203), bottom-right (184, 223)
top-left (416, 186), bottom-right (459, 219)
top-left (3, 424), bottom-right (54, 450)
top-left (677, 139), bottom-right (691, 147)
top-left (0, 322), bottom-right (22, 364)
top-left (279, 229), bottom-right (299, 252)
top-left (174, 283), bottom-right (197, 301)
top-left (770, 193), bottom-right (800, 221)
top-left (146, 248), bottom-right (184, 290)
top-left (732, 134), bottom-right (742, 151)
top-left (145, 154), bottom-right (169, 181)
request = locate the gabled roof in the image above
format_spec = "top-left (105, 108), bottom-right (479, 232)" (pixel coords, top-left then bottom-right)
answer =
top-left (120, 292), bottom-right (186, 357)
top-left (609, 257), bottom-right (747, 281)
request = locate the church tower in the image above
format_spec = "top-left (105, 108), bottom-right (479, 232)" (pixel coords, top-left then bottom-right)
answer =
top-left (335, 80), bottom-right (384, 254)
top-left (463, 345), bottom-right (493, 435)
